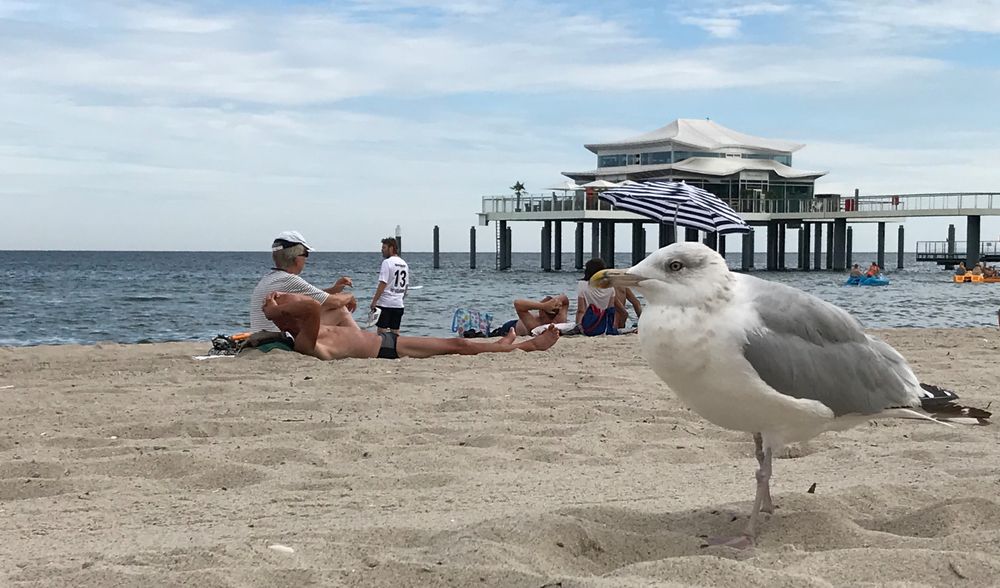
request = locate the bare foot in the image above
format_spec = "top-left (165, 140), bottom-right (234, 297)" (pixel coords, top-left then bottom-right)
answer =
top-left (518, 325), bottom-right (559, 352)
top-left (498, 328), bottom-right (516, 345)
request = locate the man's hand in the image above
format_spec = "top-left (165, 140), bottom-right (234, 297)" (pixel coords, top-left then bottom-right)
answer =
top-left (541, 298), bottom-right (561, 314)
top-left (334, 292), bottom-right (357, 312)
top-left (332, 276), bottom-right (353, 293)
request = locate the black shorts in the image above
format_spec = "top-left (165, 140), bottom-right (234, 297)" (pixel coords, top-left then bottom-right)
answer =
top-left (376, 306), bottom-right (404, 330)
top-left (377, 332), bottom-right (399, 360)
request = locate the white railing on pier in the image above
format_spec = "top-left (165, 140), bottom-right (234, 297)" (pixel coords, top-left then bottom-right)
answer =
top-left (916, 240), bottom-right (1000, 258)
top-left (480, 192), bottom-right (1000, 216)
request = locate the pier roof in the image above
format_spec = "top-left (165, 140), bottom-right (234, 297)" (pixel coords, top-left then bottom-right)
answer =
top-left (563, 157), bottom-right (826, 182)
top-left (584, 119), bottom-right (804, 154)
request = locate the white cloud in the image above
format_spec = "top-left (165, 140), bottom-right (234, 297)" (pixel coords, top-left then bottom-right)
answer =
top-left (677, 2), bottom-right (791, 38)
top-left (679, 16), bottom-right (742, 38)
top-left (829, 0), bottom-right (1000, 35)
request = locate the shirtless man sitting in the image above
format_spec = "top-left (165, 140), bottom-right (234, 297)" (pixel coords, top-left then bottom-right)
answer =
top-left (262, 292), bottom-right (559, 360)
top-left (506, 294), bottom-right (569, 336)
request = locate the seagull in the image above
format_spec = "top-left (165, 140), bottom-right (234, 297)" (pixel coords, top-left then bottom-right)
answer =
top-left (593, 241), bottom-right (990, 548)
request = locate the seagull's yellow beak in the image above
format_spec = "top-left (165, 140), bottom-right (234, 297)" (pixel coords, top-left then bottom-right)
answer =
top-left (591, 268), bottom-right (643, 288)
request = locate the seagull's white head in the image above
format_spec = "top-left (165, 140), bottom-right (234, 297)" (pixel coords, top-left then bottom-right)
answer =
top-left (591, 241), bottom-right (734, 308)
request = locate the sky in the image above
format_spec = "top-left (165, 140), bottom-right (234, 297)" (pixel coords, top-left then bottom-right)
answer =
top-left (2, 0), bottom-right (1000, 253)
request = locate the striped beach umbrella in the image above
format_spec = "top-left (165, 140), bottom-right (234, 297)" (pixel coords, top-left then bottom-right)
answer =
top-left (599, 180), bottom-right (751, 234)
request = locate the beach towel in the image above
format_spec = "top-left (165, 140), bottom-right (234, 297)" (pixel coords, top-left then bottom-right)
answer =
top-left (580, 305), bottom-right (618, 336)
top-left (452, 308), bottom-right (493, 337)
top-left (530, 322), bottom-right (581, 336)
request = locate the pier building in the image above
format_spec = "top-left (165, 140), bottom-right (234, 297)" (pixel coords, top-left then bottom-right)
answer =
top-left (472, 119), bottom-right (1000, 273)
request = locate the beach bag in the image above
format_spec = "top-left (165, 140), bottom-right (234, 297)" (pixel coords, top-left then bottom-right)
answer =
top-left (452, 308), bottom-right (492, 337)
top-left (209, 332), bottom-right (250, 356)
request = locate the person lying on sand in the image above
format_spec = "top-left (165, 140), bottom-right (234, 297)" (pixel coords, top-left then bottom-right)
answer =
top-left (262, 292), bottom-right (560, 360)
top-left (491, 294), bottom-right (570, 336)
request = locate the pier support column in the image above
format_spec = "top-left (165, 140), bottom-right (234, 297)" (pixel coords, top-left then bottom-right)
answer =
top-left (802, 223), bottom-right (812, 270)
top-left (718, 234), bottom-right (726, 260)
top-left (947, 224), bottom-right (956, 256)
top-left (659, 224), bottom-right (676, 248)
top-left (897, 225), bottom-right (904, 269)
top-left (833, 218), bottom-right (847, 271)
top-left (603, 221), bottom-right (616, 267)
top-left (766, 221), bottom-right (779, 271)
top-left (554, 222), bottom-right (562, 270)
top-left (967, 215), bottom-right (982, 267)
top-left (505, 226), bottom-right (512, 270)
top-left (591, 222), bottom-right (600, 260)
top-left (813, 222), bottom-right (823, 270)
top-left (541, 221), bottom-right (552, 272)
top-left (598, 221), bottom-right (616, 267)
top-left (575, 223), bottom-right (584, 270)
top-left (497, 221), bottom-right (507, 270)
top-left (469, 226), bottom-right (476, 269)
top-left (741, 229), bottom-right (754, 271)
top-left (433, 225), bottom-right (440, 269)
top-left (631, 221), bottom-right (645, 265)
top-left (703, 231), bottom-right (718, 251)
top-left (877, 222), bottom-right (886, 270)
top-left (777, 223), bottom-right (786, 270)
top-left (826, 224), bottom-right (834, 270)
top-left (685, 228), bottom-right (699, 243)
top-left (846, 227), bottom-right (854, 268)
top-left (797, 226), bottom-right (805, 270)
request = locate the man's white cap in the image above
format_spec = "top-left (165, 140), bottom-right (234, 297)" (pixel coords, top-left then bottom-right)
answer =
top-left (272, 230), bottom-right (313, 252)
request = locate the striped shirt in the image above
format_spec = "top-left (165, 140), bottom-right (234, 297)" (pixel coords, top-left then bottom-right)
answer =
top-left (249, 270), bottom-right (329, 331)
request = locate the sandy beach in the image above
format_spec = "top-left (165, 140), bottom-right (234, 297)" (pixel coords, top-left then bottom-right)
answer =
top-left (2, 328), bottom-right (999, 587)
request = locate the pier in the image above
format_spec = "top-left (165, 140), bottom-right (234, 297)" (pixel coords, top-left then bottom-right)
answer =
top-left (467, 191), bottom-right (1000, 271)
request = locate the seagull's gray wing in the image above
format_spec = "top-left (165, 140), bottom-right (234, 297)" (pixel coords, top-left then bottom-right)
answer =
top-left (736, 274), bottom-right (919, 416)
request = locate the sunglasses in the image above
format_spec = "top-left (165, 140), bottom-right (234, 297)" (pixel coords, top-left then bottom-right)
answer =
top-left (298, 250), bottom-right (309, 258)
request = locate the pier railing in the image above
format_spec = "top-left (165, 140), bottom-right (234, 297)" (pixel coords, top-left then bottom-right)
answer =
top-left (481, 192), bottom-right (1000, 216)
top-left (916, 240), bottom-right (1000, 262)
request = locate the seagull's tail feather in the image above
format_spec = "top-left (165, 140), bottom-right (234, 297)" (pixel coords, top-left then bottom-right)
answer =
top-left (918, 383), bottom-right (992, 425)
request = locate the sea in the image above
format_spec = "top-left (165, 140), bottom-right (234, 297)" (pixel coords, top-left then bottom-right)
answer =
top-left (1, 250), bottom-right (997, 347)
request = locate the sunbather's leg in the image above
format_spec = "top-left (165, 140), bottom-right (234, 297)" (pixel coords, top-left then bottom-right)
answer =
top-left (321, 305), bottom-right (359, 329)
top-left (262, 292), bottom-right (321, 355)
top-left (396, 326), bottom-right (558, 359)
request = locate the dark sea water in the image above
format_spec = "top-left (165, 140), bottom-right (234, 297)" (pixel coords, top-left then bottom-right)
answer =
top-left (1, 250), bottom-right (997, 347)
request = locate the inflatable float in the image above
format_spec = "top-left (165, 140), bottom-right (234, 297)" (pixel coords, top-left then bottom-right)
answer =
top-left (844, 274), bottom-right (890, 287)
top-left (953, 273), bottom-right (1000, 283)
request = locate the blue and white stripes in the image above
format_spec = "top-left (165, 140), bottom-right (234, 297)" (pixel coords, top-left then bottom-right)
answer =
top-left (598, 181), bottom-right (750, 234)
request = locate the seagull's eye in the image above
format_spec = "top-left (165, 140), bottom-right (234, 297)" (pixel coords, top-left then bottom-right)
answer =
top-left (668, 260), bottom-right (684, 272)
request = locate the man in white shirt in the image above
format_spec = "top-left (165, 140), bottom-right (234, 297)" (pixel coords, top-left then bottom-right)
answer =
top-left (250, 230), bottom-right (357, 332)
top-left (370, 237), bottom-right (409, 334)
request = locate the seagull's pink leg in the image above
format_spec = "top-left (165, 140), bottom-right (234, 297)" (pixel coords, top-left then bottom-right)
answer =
top-left (704, 433), bottom-right (773, 549)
